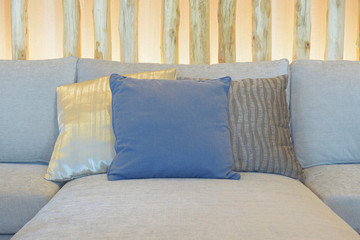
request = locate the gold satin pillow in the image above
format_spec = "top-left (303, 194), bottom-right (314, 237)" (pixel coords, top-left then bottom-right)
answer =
top-left (45, 69), bottom-right (177, 181)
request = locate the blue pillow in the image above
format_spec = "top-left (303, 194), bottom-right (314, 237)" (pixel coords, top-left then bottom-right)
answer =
top-left (108, 74), bottom-right (240, 180)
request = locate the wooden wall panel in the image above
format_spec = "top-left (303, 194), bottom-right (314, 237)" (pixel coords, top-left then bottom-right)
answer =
top-left (252, 0), bottom-right (271, 61)
top-left (94, 0), bottom-right (111, 60)
top-left (189, 0), bottom-right (210, 64)
top-left (119, 0), bottom-right (138, 63)
top-left (63, 0), bottom-right (81, 57)
top-left (5, 1), bottom-right (360, 62)
top-left (161, 0), bottom-right (179, 64)
top-left (325, 0), bottom-right (345, 60)
top-left (357, 0), bottom-right (360, 61)
top-left (218, 0), bottom-right (236, 63)
top-left (11, 0), bottom-right (28, 60)
top-left (293, 0), bottom-right (311, 60)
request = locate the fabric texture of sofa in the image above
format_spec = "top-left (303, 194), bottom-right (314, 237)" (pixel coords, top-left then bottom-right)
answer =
top-left (290, 60), bottom-right (360, 233)
top-left (12, 173), bottom-right (358, 240)
top-left (1, 57), bottom-right (359, 239)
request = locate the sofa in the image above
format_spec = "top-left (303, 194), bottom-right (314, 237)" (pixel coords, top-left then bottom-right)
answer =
top-left (0, 57), bottom-right (359, 240)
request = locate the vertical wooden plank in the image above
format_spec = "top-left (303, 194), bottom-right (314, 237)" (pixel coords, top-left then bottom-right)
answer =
top-left (190, 0), bottom-right (210, 64)
top-left (94, 0), bottom-right (111, 60)
top-left (218, 0), bottom-right (236, 63)
top-left (357, 0), bottom-right (360, 61)
top-left (293, 0), bottom-right (311, 60)
top-left (178, 0), bottom-right (190, 64)
top-left (161, 0), bottom-right (179, 64)
top-left (11, 0), bottom-right (28, 60)
top-left (325, 0), bottom-right (345, 60)
top-left (252, 0), bottom-right (271, 61)
top-left (119, 0), bottom-right (138, 63)
top-left (63, 0), bottom-right (81, 57)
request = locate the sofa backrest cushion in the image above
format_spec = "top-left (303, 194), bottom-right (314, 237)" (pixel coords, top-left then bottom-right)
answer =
top-left (290, 60), bottom-right (360, 168)
top-left (77, 58), bottom-right (289, 84)
top-left (0, 57), bottom-right (78, 163)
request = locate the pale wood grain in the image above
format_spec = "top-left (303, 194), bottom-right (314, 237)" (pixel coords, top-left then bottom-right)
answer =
top-left (357, 0), bottom-right (360, 60)
top-left (293, 0), bottom-right (311, 60)
top-left (218, 0), bottom-right (236, 63)
top-left (94, 0), bottom-right (111, 60)
top-left (161, 0), bottom-right (179, 64)
top-left (119, 0), bottom-right (138, 63)
top-left (11, 0), bottom-right (28, 60)
top-left (252, 0), bottom-right (271, 61)
top-left (190, 0), bottom-right (210, 64)
top-left (325, 0), bottom-right (345, 60)
top-left (63, 0), bottom-right (81, 57)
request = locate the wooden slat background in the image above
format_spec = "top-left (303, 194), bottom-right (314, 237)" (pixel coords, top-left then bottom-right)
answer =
top-left (293, 0), bottom-right (311, 60)
top-left (357, 0), bottom-right (360, 61)
top-left (325, 0), bottom-right (345, 60)
top-left (189, 0), bottom-right (210, 64)
top-left (161, 0), bottom-right (180, 64)
top-left (119, 0), bottom-right (138, 62)
top-left (63, 0), bottom-right (81, 57)
top-left (94, 0), bottom-right (112, 60)
top-left (218, 0), bottom-right (236, 63)
top-left (11, 0), bottom-right (28, 60)
top-left (5, 0), bottom-right (360, 63)
top-left (252, 0), bottom-right (271, 62)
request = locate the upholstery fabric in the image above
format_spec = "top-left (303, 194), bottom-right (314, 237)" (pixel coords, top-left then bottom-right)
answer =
top-left (0, 163), bottom-right (62, 234)
top-left (77, 58), bottom-right (289, 83)
top-left (108, 75), bottom-right (239, 180)
top-left (45, 69), bottom-right (177, 181)
top-left (291, 60), bottom-right (360, 168)
top-left (303, 164), bottom-right (360, 233)
top-left (77, 58), bottom-right (291, 108)
top-left (0, 57), bottom-right (78, 163)
top-left (13, 173), bottom-right (360, 240)
top-left (0, 235), bottom-right (13, 240)
top-left (229, 75), bottom-right (302, 179)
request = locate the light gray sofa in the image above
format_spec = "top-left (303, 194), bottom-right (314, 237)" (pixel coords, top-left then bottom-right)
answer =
top-left (0, 57), bottom-right (359, 240)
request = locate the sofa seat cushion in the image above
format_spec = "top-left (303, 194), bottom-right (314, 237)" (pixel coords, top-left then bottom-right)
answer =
top-left (13, 173), bottom-right (359, 240)
top-left (303, 164), bottom-right (360, 233)
top-left (0, 163), bottom-right (62, 234)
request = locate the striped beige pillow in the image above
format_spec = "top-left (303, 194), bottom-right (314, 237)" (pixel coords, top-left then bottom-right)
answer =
top-left (229, 75), bottom-right (302, 179)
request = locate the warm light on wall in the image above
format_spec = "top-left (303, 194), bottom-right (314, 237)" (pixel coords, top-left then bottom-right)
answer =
top-left (0, 0), bottom-right (359, 62)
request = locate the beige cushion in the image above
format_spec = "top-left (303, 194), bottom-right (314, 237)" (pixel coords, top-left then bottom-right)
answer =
top-left (45, 69), bottom-right (177, 181)
top-left (0, 163), bottom-right (62, 234)
top-left (13, 173), bottom-right (359, 240)
top-left (303, 164), bottom-right (360, 233)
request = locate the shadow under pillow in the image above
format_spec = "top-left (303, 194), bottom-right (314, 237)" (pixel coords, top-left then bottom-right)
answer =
top-left (108, 74), bottom-right (240, 180)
